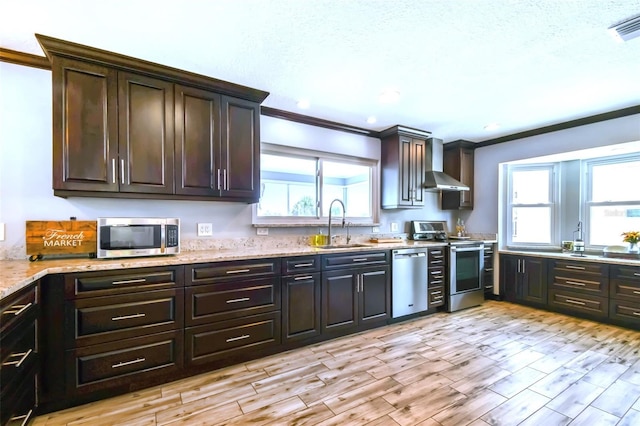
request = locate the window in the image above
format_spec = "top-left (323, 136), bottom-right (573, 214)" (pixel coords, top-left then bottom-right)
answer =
top-left (506, 164), bottom-right (558, 246)
top-left (585, 155), bottom-right (640, 246)
top-left (254, 144), bottom-right (378, 225)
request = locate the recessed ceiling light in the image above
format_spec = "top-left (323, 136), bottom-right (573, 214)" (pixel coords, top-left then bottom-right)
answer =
top-left (484, 123), bottom-right (500, 131)
top-left (378, 89), bottom-right (400, 104)
top-left (367, 116), bottom-right (377, 124)
top-left (297, 99), bottom-right (310, 109)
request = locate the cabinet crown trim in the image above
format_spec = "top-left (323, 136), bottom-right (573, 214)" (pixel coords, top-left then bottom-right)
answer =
top-left (35, 33), bottom-right (269, 103)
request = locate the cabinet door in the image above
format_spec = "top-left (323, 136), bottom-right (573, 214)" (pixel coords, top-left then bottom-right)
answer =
top-left (282, 273), bottom-right (321, 342)
top-left (521, 257), bottom-right (547, 305)
top-left (398, 137), bottom-right (424, 206)
top-left (174, 85), bottom-right (221, 196)
top-left (51, 57), bottom-right (118, 192)
top-left (411, 138), bottom-right (426, 205)
top-left (359, 266), bottom-right (390, 325)
top-left (118, 72), bottom-right (175, 194)
top-left (500, 255), bottom-right (519, 302)
top-left (220, 96), bottom-right (260, 201)
top-left (321, 270), bottom-right (358, 335)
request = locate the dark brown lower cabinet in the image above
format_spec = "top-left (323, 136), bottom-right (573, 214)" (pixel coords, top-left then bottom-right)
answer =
top-left (321, 256), bottom-right (390, 338)
top-left (1, 281), bottom-right (39, 426)
top-left (282, 272), bottom-right (321, 343)
top-left (65, 330), bottom-right (183, 396)
top-left (548, 290), bottom-right (608, 319)
top-left (185, 312), bottom-right (281, 366)
top-left (501, 254), bottom-right (547, 306)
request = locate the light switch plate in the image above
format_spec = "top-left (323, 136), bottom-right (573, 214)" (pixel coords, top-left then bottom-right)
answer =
top-left (197, 223), bottom-right (213, 237)
top-left (390, 222), bottom-right (399, 232)
top-left (256, 228), bottom-right (269, 235)
top-left (372, 226), bottom-right (380, 233)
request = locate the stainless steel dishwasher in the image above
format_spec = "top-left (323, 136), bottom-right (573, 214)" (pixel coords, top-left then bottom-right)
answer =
top-left (392, 248), bottom-right (428, 318)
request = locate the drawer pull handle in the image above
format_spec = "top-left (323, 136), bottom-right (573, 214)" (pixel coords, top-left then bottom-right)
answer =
top-left (633, 312), bottom-right (640, 316)
top-left (430, 260), bottom-right (443, 264)
top-left (226, 334), bottom-right (250, 343)
top-left (2, 349), bottom-right (33, 367)
top-left (431, 290), bottom-right (442, 295)
top-left (486, 268), bottom-right (494, 272)
top-left (112, 278), bottom-right (146, 286)
top-left (633, 290), bottom-right (640, 295)
top-left (565, 265), bottom-right (585, 270)
top-left (352, 258), bottom-right (368, 262)
top-left (294, 275), bottom-right (313, 281)
top-left (433, 296), bottom-right (443, 301)
top-left (9, 409), bottom-right (33, 426)
top-left (226, 297), bottom-right (250, 304)
top-left (485, 285), bottom-right (494, 289)
top-left (112, 313), bottom-right (146, 321)
top-left (226, 269), bottom-right (251, 274)
top-left (566, 280), bottom-right (586, 286)
top-left (431, 251), bottom-right (443, 255)
top-left (635, 273), bottom-right (640, 277)
top-left (112, 357), bottom-right (145, 369)
top-left (294, 263), bottom-right (313, 268)
top-left (5, 302), bottom-right (32, 316)
top-left (565, 299), bottom-right (586, 306)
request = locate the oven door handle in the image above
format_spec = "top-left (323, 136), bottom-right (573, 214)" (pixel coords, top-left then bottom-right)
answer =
top-left (450, 245), bottom-right (484, 252)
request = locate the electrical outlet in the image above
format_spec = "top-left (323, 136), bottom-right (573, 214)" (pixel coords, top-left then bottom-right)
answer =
top-left (0, 223), bottom-right (5, 241)
top-left (256, 228), bottom-right (269, 236)
top-left (197, 223), bottom-right (213, 237)
top-left (390, 222), bottom-right (399, 232)
top-left (372, 226), bottom-right (380, 233)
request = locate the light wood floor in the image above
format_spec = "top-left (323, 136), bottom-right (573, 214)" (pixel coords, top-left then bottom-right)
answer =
top-left (33, 301), bottom-right (640, 425)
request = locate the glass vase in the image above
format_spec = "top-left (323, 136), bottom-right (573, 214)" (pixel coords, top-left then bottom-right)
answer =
top-left (629, 242), bottom-right (639, 254)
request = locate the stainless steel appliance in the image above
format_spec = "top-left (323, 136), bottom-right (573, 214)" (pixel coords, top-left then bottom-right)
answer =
top-left (391, 248), bottom-right (428, 318)
top-left (97, 217), bottom-right (180, 259)
top-left (408, 220), bottom-right (485, 312)
top-left (448, 241), bottom-right (484, 312)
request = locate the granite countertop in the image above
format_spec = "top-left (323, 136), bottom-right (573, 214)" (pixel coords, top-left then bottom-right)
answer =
top-left (0, 240), bottom-right (453, 300)
top-left (499, 249), bottom-right (640, 266)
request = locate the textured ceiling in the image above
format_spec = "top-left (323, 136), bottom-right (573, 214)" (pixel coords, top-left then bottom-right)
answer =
top-left (1, 0), bottom-right (639, 142)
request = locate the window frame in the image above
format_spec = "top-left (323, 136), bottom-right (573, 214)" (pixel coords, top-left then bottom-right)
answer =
top-left (252, 143), bottom-right (380, 226)
top-left (583, 153), bottom-right (640, 248)
top-left (505, 163), bottom-right (559, 248)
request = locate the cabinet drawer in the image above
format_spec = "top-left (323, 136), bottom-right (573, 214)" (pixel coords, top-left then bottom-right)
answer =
top-left (609, 299), bottom-right (640, 328)
top-left (322, 251), bottom-right (389, 269)
top-left (429, 286), bottom-right (445, 307)
top-left (610, 265), bottom-right (640, 301)
top-left (185, 312), bottom-right (281, 366)
top-left (428, 249), bottom-right (446, 266)
top-left (187, 259), bottom-right (280, 284)
top-left (550, 274), bottom-right (607, 295)
top-left (186, 277), bottom-right (280, 326)
top-left (282, 255), bottom-right (320, 275)
top-left (548, 289), bottom-right (608, 318)
top-left (1, 283), bottom-right (37, 335)
top-left (67, 288), bottom-right (184, 348)
top-left (66, 330), bottom-right (183, 393)
top-left (1, 317), bottom-right (37, 393)
top-left (0, 363), bottom-right (36, 426)
top-left (428, 266), bottom-right (445, 286)
top-left (65, 266), bottom-right (184, 299)
top-left (550, 260), bottom-right (608, 276)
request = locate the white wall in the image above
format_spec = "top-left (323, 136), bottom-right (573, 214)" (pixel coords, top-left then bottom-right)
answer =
top-left (467, 114), bottom-right (640, 238)
top-left (0, 61), bottom-right (451, 259)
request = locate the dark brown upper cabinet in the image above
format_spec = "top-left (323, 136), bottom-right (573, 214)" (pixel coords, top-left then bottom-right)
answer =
top-left (442, 140), bottom-right (475, 210)
top-left (380, 126), bottom-right (429, 209)
top-left (38, 34), bottom-right (268, 203)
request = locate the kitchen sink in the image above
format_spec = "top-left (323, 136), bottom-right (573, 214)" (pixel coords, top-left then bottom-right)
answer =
top-left (316, 243), bottom-right (373, 250)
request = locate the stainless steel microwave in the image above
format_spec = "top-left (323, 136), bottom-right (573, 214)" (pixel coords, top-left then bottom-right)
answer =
top-left (97, 217), bottom-right (180, 259)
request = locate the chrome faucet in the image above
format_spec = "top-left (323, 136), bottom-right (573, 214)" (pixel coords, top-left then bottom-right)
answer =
top-left (327, 199), bottom-right (346, 246)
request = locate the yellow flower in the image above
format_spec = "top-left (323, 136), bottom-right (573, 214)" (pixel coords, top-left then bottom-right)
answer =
top-left (621, 231), bottom-right (640, 244)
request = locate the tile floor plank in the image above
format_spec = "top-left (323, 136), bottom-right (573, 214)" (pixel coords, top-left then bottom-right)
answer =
top-left (31, 301), bottom-right (640, 426)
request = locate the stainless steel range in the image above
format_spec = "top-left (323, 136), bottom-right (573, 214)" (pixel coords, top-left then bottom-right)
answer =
top-left (409, 221), bottom-right (485, 312)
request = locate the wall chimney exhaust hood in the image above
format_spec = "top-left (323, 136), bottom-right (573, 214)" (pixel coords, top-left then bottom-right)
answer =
top-left (424, 138), bottom-right (470, 191)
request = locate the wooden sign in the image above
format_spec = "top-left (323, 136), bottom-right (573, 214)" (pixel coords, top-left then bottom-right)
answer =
top-left (26, 220), bottom-right (97, 260)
